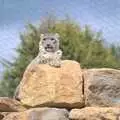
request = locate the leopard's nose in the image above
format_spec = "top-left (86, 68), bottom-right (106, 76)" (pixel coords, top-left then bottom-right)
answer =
top-left (47, 44), bottom-right (50, 47)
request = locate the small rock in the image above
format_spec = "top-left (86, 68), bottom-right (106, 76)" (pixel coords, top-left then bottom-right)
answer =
top-left (69, 107), bottom-right (120, 120)
top-left (0, 112), bottom-right (10, 120)
top-left (0, 97), bottom-right (26, 112)
top-left (0, 113), bottom-right (4, 120)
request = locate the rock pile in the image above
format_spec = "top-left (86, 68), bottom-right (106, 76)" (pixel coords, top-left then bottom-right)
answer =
top-left (0, 60), bottom-right (120, 120)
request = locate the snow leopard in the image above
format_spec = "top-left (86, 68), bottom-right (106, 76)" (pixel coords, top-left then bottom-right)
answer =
top-left (31, 33), bottom-right (62, 67)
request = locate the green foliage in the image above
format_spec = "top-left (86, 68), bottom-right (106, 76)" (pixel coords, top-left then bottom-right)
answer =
top-left (0, 24), bottom-right (40, 97)
top-left (0, 16), bottom-right (120, 97)
top-left (111, 44), bottom-right (120, 60)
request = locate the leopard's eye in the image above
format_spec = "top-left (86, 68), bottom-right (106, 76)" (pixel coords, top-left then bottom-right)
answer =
top-left (51, 38), bottom-right (55, 41)
top-left (43, 38), bottom-right (46, 41)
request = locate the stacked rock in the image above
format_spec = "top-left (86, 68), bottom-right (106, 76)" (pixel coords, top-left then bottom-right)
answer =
top-left (0, 60), bottom-right (120, 120)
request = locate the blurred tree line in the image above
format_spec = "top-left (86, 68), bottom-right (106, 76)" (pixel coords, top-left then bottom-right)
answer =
top-left (0, 15), bottom-right (120, 97)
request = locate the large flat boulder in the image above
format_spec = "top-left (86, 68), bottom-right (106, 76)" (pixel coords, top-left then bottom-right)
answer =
top-left (17, 60), bottom-right (84, 108)
top-left (69, 107), bottom-right (120, 120)
top-left (84, 68), bottom-right (120, 107)
top-left (3, 108), bottom-right (69, 120)
top-left (0, 97), bottom-right (26, 112)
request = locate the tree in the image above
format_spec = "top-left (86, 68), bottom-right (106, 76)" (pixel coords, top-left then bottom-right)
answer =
top-left (0, 16), bottom-right (120, 97)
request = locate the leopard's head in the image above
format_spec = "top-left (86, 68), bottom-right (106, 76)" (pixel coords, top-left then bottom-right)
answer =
top-left (39, 33), bottom-right (60, 53)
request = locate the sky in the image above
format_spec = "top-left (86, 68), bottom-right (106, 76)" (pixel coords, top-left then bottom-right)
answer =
top-left (0, 0), bottom-right (120, 75)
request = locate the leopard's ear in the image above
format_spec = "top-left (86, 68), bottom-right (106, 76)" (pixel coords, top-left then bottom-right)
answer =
top-left (55, 33), bottom-right (60, 38)
top-left (40, 34), bottom-right (44, 39)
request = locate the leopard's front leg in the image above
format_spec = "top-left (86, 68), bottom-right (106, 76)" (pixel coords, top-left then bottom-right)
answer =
top-left (49, 50), bottom-right (62, 67)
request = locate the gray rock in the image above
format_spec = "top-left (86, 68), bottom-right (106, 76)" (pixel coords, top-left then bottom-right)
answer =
top-left (84, 68), bottom-right (120, 107)
top-left (3, 107), bottom-right (69, 120)
top-left (28, 108), bottom-right (69, 120)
